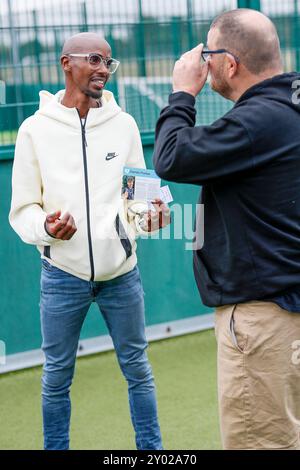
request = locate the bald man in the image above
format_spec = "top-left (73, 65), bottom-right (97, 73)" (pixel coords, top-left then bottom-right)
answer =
top-left (9, 32), bottom-right (169, 450)
top-left (154, 9), bottom-right (300, 449)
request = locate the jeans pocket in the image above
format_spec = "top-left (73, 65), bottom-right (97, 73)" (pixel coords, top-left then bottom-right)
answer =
top-left (41, 259), bottom-right (68, 277)
top-left (42, 259), bottom-right (54, 272)
top-left (229, 304), bottom-right (248, 354)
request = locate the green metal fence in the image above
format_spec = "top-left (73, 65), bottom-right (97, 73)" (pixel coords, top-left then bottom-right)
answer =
top-left (1, 0), bottom-right (300, 160)
top-left (1, 0), bottom-right (300, 159)
top-left (1, 0), bottom-right (300, 367)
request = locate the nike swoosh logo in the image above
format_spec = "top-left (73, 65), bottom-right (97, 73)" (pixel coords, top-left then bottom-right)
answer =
top-left (105, 153), bottom-right (119, 160)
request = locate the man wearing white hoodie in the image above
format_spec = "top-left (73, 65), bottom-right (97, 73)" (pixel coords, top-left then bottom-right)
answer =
top-left (9, 33), bottom-right (169, 450)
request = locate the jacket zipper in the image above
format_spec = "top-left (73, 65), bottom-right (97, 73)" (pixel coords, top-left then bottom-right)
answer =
top-left (77, 109), bottom-right (95, 281)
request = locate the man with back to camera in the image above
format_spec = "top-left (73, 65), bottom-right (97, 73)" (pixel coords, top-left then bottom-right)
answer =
top-left (9, 32), bottom-right (170, 450)
top-left (153, 9), bottom-right (300, 449)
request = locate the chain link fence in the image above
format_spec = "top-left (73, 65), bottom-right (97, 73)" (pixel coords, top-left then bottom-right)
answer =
top-left (0, 0), bottom-right (299, 158)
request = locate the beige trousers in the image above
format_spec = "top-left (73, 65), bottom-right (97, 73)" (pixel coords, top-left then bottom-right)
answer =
top-left (215, 301), bottom-right (300, 449)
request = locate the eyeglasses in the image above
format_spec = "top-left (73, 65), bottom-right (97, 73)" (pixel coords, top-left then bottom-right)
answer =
top-left (201, 48), bottom-right (240, 64)
top-left (66, 53), bottom-right (120, 74)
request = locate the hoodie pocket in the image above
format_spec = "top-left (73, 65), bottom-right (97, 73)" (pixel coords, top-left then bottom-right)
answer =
top-left (43, 246), bottom-right (51, 259)
top-left (115, 214), bottom-right (132, 259)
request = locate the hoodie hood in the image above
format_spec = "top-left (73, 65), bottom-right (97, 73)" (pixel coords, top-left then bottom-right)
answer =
top-left (36, 89), bottom-right (122, 129)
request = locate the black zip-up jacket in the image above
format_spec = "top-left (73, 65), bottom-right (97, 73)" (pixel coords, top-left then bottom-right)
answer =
top-left (153, 73), bottom-right (300, 307)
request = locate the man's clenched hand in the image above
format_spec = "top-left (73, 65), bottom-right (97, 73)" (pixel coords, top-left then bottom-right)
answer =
top-left (45, 211), bottom-right (77, 240)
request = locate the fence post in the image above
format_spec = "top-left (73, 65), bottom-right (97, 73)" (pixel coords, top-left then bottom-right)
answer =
top-left (105, 28), bottom-right (119, 102)
top-left (7, 0), bottom-right (24, 125)
top-left (32, 10), bottom-right (43, 85)
top-left (172, 16), bottom-right (181, 59)
top-left (54, 28), bottom-right (63, 86)
top-left (237, 0), bottom-right (261, 10)
top-left (81, 2), bottom-right (88, 33)
top-left (293, 0), bottom-right (300, 71)
top-left (137, 0), bottom-right (147, 77)
top-left (187, 0), bottom-right (194, 50)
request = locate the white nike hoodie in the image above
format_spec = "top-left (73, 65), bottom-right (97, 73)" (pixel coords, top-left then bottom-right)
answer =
top-left (9, 89), bottom-right (149, 281)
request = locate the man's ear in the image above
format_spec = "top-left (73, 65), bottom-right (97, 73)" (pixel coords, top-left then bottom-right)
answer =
top-left (227, 55), bottom-right (238, 79)
top-left (61, 55), bottom-right (71, 72)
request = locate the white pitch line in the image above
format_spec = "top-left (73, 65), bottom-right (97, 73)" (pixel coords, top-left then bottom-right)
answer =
top-left (135, 80), bottom-right (167, 109)
top-left (118, 77), bottom-right (172, 111)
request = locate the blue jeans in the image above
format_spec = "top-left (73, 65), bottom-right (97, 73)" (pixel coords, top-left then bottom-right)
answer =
top-left (40, 260), bottom-right (162, 450)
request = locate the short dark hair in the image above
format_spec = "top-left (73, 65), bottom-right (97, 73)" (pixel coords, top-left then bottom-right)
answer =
top-left (210, 9), bottom-right (282, 74)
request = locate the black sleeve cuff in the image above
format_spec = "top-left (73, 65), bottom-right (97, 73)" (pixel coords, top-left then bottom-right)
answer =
top-left (169, 91), bottom-right (196, 106)
top-left (44, 220), bottom-right (57, 239)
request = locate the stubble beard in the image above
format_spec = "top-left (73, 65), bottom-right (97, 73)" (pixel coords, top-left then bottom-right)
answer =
top-left (209, 68), bottom-right (232, 100)
top-left (85, 87), bottom-right (103, 100)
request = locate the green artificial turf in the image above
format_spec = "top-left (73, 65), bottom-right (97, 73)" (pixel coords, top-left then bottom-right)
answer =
top-left (0, 329), bottom-right (221, 450)
top-left (0, 130), bottom-right (17, 146)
